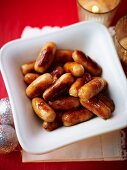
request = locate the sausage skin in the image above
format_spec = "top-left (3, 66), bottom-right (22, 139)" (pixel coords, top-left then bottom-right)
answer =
top-left (24, 73), bottom-right (40, 85)
top-left (64, 62), bottom-right (84, 77)
top-left (26, 73), bottom-right (53, 98)
top-left (43, 73), bottom-right (74, 101)
top-left (69, 73), bottom-right (92, 97)
top-left (80, 95), bottom-right (113, 120)
top-left (42, 113), bottom-right (63, 131)
top-left (50, 66), bottom-right (64, 83)
top-left (34, 42), bottom-right (56, 73)
top-left (96, 93), bottom-right (115, 112)
top-left (21, 61), bottom-right (35, 75)
top-left (32, 97), bottom-right (56, 122)
top-left (78, 77), bottom-right (107, 101)
top-left (62, 108), bottom-right (94, 126)
top-left (72, 50), bottom-right (102, 76)
top-left (54, 49), bottom-right (73, 63)
top-left (48, 96), bottom-right (80, 110)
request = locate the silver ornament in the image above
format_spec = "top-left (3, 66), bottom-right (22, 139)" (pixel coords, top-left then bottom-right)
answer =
top-left (0, 98), bottom-right (14, 125)
top-left (0, 125), bottom-right (18, 154)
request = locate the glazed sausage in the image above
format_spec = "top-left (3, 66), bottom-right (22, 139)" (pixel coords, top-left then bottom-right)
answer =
top-left (21, 61), bottom-right (35, 75)
top-left (97, 93), bottom-right (115, 112)
top-left (34, 42), bottom-right (56, 73)
top-left (43, 73), bottom-right (74, 101)
top-left (80, 96), bottom-right (112, 120)
top-left (72, 50), bottom-right (102, 76)
top-left (32, 98), bottom-right (56, 122)
top-left (42, 121), bottom-right (62, 131)
top-left (78, 77), bottom-right (107, 101)
top-left (50, 66), bottom-right (64, 83)
top-left (42, 113), bottom-right (63, 131)
top-left (62, 108), bottom-right (94, 126)
top-left (54, 49), bottom-right (73, 63)
top-left (48, 96), bottom-right (80, 110)
top-left (24, 73), bottom-right (40, 85)
top-left (26, 73), bottom-right (53, 98)
top-left (64, 62), bottom-right (84, 77)
top-left (69, 73), bottom-right (92, 97)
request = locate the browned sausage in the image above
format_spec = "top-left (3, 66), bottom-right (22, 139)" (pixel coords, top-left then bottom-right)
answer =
top-left (48, 96), bottom-right (80, 110)
top-left (78, 77), bottom-right (107, 101)
top-left (32, 98), bottom-right (56, 122)
top-left (34, 42), bottom-right (56, 73)
top-left (50, 66), bottom-right (64, 83)
top-left (80, 97), bottom-right (112, 120)
top-left (21, 61), bottom-right (35, 75)
top-left (97, 93), bottom-right (115, 112)
top-left (43, 73), bottom-right (74, 101)
top-left (24, 73), bottom-right (40, 85)
top-left (64, 62), bottom-right (84, 77)
top-left (42, 113), bottom-right (63, 131)
top-left (42, 121), bottom-right (62, 131)
top-left (62, 108), bottom-right (94, 126)
top-left (72, 50), bottom-right (102, 76)
top-left (26, 73), bottom-right (53, 98)
top-left (54, 49), bottom-right (73, 63)
top-left (69, 73), bottom-right (92, 97)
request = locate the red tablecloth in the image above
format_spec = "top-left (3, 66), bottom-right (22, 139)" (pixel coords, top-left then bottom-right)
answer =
top-left (0, 0), bottom-right (127, 169)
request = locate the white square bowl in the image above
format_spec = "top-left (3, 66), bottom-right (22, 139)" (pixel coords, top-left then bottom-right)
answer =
top-left (0, 21), bottom-right (127, 154)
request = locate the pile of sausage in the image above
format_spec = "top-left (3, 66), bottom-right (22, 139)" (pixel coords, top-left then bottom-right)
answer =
top-left (21, 42), bottom-right (115, 131)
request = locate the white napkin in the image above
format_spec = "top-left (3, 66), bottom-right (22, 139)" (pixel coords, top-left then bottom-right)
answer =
top-left (21, 26), bottom-right (127, 162)
top-left (22, 130), bottom-right (127, 162)
top-left (21, 26), bottom-right (61, 39)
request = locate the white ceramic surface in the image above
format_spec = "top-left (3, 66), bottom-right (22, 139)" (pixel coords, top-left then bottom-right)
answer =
top-left (0, 21), bottom-right (127, 154)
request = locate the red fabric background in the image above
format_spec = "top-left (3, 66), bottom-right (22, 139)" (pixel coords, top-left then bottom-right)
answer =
top-left (0, 0), bottom-right (127, 169)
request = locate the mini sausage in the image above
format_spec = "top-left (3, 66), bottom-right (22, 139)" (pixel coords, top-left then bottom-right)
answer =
top-left (42, 113), bottom-right (63, 131)
top-left (50, 66), bottom-right (64, 83)
top-left (78, 77), bottom-right (107, 101)
top-left (43, 73), bottom-right (74, 101)
top-left (34, 42), bottom-right (56, 73)
top-left (21, 61), bottom-right (35, 75)
top-left (80, 96), bottom-right (112, 120)
top-left (72, 50), bottom-right (102, 76)
top-left (26, 73), bottom-right (53, 98)
top-left (69, 73), bottom-right (92, 97)
top-left (48, 96), bottom-right (80, 110)
top-left (54, 49), bottom-right (73, 63)
top-left (97, 93), bottom-right (115, 112)
top-left (32, 98), bottom-right (56, 122)
top-left (64, 62), bottom-right (84, 77)
top-left (62, 108), bottom-right (94, 126)
top-left (24, 73), bottom-right (40, 85)
top-left (42, 121), bottom-right (62, 131)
